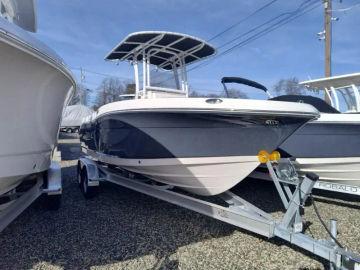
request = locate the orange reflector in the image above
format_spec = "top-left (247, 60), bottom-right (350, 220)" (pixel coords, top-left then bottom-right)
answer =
top-left (269, 151), bottom-right (281, 161)
top-left (258, 150), bottom-right (270, 164)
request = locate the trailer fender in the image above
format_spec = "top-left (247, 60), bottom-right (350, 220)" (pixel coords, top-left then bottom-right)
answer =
top-left (78, 157), bottom-right (100, 186)
top-left (43, 161), bottom-right (62, 195)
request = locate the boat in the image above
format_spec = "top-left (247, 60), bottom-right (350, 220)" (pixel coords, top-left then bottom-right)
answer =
top-left (269, 98), bottom-right (360, 192)
top-left (221, 76), bottom-right (360, 194)
top-left (300, 73), bottom-right (360, 113)
top-left (60, 104), bottom-right (93, 133)
top-left (0, 0), bottom-right (75, 196)
top-left (79, 31), bottom-right (319, 196)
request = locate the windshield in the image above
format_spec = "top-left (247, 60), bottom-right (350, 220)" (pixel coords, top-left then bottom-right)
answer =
top-left (335, 86), bottom-right (359, 113)
top-left (149, 67), bottom-right (178, 89)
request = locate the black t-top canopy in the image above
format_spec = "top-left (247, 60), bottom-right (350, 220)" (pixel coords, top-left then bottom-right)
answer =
top-left (105, 31), bottom-right (216, 70)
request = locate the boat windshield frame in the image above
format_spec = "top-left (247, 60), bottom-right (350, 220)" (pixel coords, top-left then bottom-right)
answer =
top-left (105, 31), bottom-right (216, 99)
top-left (300, 73), bottom-right (360, 113)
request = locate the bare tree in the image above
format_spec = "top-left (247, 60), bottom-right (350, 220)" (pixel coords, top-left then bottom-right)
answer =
top-left (189, 89), bottom-right (247, 99)
top-left (225, 88), bottom-right (248, 99)
top-left (69, 84), bottom-right (91, 106)
top-left (189, 90), bottom-right (220, 98)
top-left (95, 77), bottom-right (127, 107)
top-left (189, 90), bottom-right (201, 97)
top-left (273, 77), bottom-right (305, 96)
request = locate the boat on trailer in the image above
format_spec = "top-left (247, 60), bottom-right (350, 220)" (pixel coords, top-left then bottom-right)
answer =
top-left (0, 0), bottom-right (75, 231)
top-left (60, 104), bottom-right (94, 133)
top-left (221, 76), bottom-right (360, 196)
top-left (79, 31), bottom-right (319, 196)
top-left (78, 31), bottom-right (360, 269)
top-left (77, 140), bottom-right (360, 269)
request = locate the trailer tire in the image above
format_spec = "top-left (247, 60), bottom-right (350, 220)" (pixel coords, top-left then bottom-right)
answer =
top-left (45, 194), bottom-right (61, 210)
top-left (80, 169), bottom-right (98, 199)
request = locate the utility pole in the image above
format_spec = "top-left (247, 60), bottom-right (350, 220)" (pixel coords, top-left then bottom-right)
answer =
top-left (324, 0), bottom-right (332, 103)
top-left (79, 67), bottom-right (86, 105)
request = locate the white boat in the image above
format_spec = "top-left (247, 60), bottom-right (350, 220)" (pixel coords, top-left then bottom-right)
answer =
top-left (60, 104), bottom-right (93, 133)
top-left (0, 0), bottom-right (75, 196)
top-left (79, 31), bottom-right (319, 196)
top-left (278, 74), bottom-right (360, 193)
top-left (227, 74), bottom-right (360, 195)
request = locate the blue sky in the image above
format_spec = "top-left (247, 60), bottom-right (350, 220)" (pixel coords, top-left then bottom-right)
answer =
top-left (36, 0), bottom-right (360, 100)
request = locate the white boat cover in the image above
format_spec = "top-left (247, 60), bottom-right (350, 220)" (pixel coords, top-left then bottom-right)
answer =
top-left (61, 105), bottom-right (93, 127)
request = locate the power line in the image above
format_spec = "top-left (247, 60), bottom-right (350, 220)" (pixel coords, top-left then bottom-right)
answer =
top-left (217, 1), bottom-right (319, 59)
top-left (187, 0), bottom-right (320, 73)
top-left (217, 0), bottom-right (315, 51)
top-left (149, 0), bottom-right (280, 83)
top-left (155, 1), bottom-right (320, 86)
top-left (207, 0), bottom-right (279, 42)
top-left (71, 67), bottom-right (133, 81)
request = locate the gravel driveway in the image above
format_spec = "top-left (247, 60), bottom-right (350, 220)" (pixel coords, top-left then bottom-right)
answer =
top-left (0, 133), bottom-right (359, 270)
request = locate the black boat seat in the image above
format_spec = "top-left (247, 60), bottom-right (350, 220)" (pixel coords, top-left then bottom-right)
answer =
top-left (270, 95), bottom-right (340, 114)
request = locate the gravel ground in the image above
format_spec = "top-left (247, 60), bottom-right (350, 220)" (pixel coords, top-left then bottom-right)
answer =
top-left (0, 133), bottom-right (359, 270)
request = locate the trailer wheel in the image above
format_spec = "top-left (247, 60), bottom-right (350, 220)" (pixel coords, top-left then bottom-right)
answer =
top-left (80, 169), bottom-right (98, 199)
top-left (44, 194), bottom-right (61, 210)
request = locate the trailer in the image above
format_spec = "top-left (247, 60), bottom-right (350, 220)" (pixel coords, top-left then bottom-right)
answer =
top-left (77, 156), bottom-right (360, 270)
top-left (0, 151), bottom-right (62, 232)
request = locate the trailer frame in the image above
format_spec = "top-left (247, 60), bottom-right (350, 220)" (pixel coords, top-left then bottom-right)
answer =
top-left (77, 156), bottom-right (360, 270)
top-left (0, 160), bottom-right (62, 233)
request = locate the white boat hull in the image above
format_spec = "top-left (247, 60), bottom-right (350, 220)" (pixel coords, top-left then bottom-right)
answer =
top-left (294, 157), bottom-right (360, 186)
top-left (251, 157), bottom-right (360, 195)
top-left (122, 157), bottom-right (261, 196)
top-left (0, 19), bottom-right (75, 195)
top-left (85, 149), bottom-right (259, 196)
